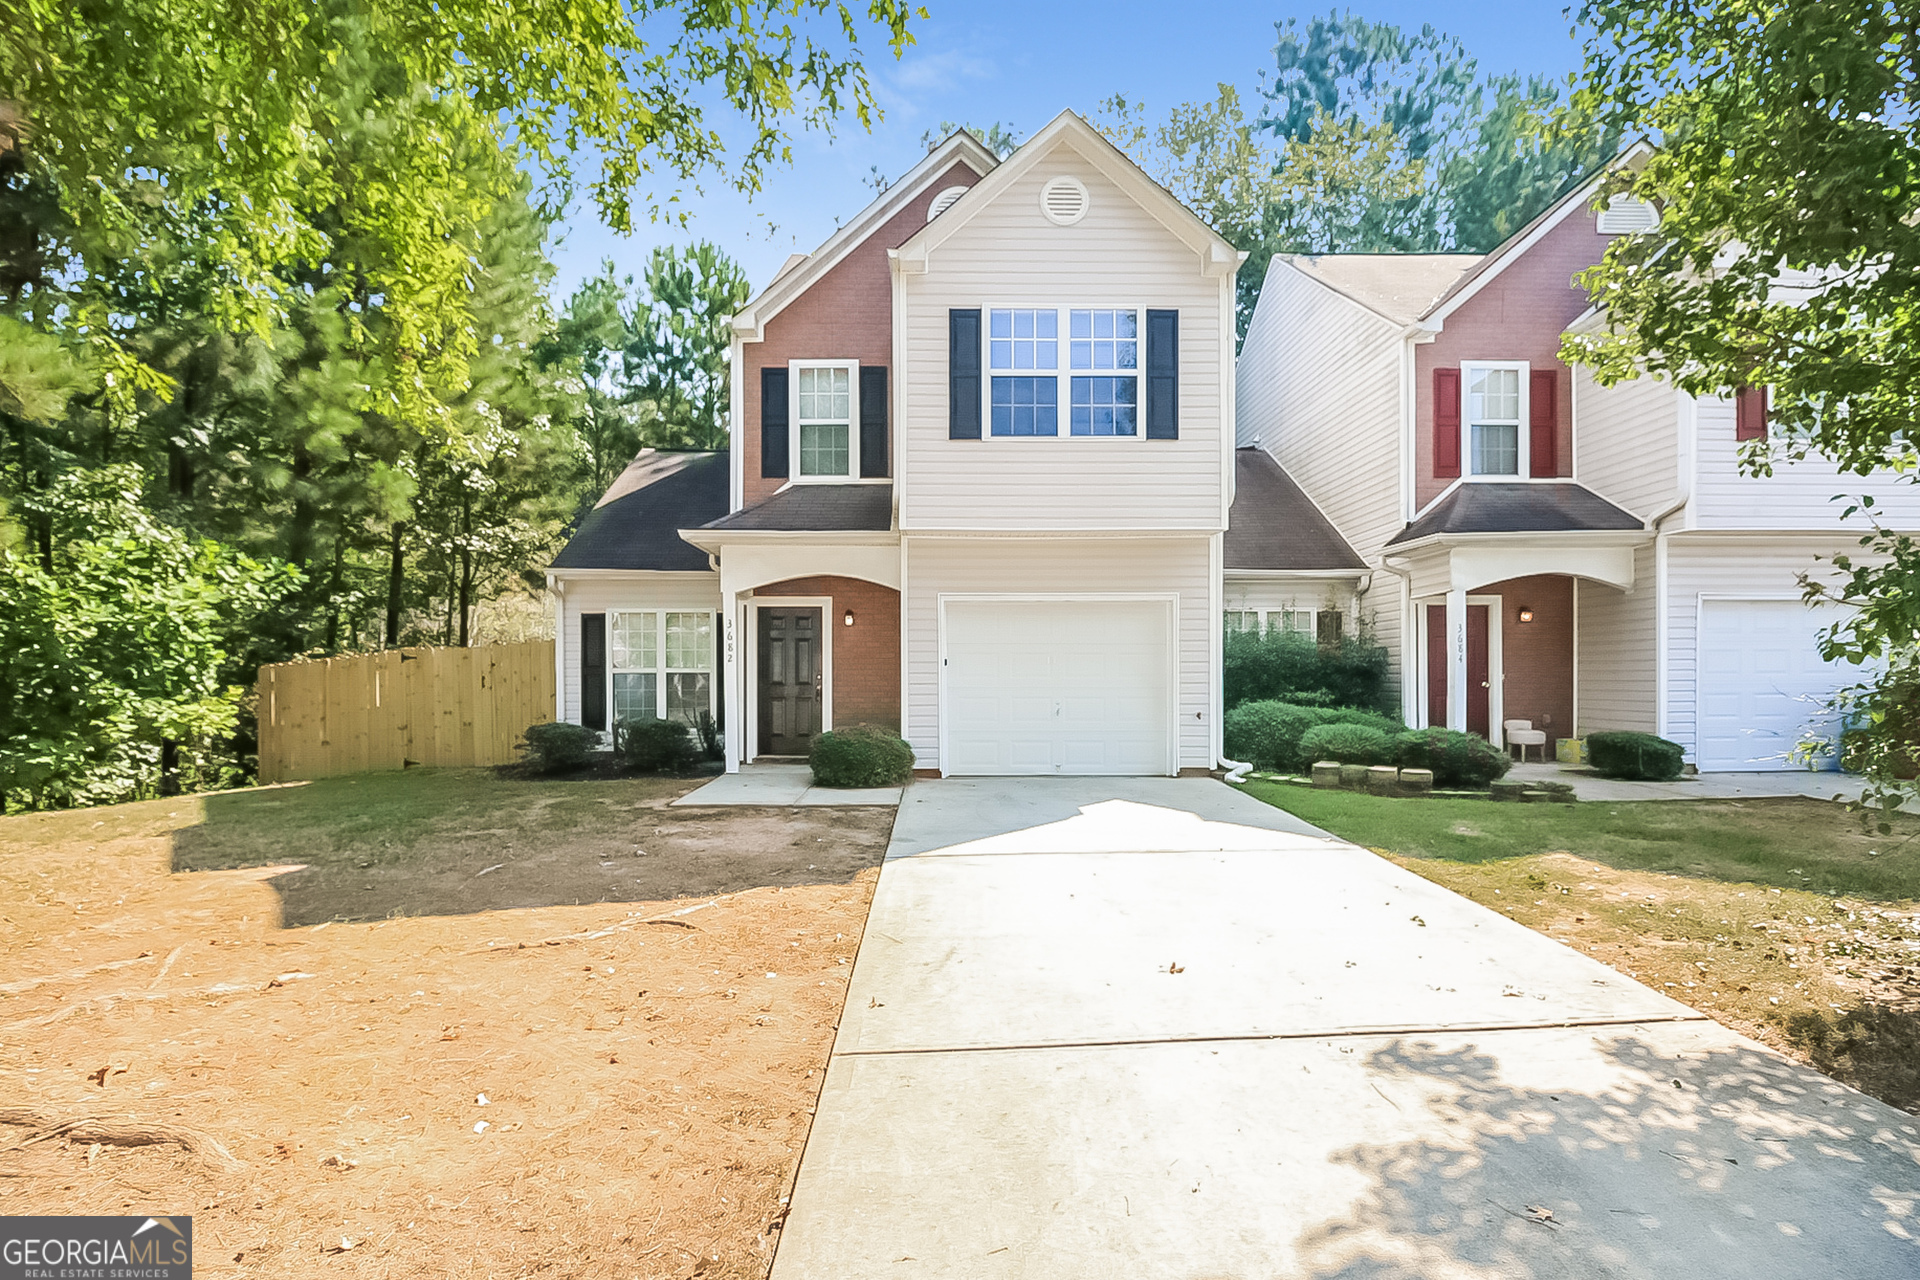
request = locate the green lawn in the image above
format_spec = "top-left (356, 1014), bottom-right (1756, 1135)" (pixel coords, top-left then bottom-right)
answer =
top-left (1240, 780), bottom-right (1920, 900)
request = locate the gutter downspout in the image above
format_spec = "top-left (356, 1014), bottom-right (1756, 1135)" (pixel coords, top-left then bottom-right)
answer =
top-left (1648, 491), bottom-right (1690, 744)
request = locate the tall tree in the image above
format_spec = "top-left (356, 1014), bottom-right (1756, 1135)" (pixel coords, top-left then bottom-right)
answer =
top-left (1565, 0), bottom-right (1920, 816)
top-left (625, 243), bottom-right (752, 451)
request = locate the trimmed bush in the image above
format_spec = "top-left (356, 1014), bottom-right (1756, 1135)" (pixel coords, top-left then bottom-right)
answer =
top-left (518, 721), bottom-right (596, 774)
top-left (1587, 730), bottom-right (1685, 781)
top-left (1391, 728), bottom-right (1512, 789)
top-left (616, 717), bottom-right (700, 774)
top-left (1223, 629), bottom-right (1394, 715)
top-left (810, 726), bottom-right (915, 788)
top-left (1223, 700), bottom-right (1405, 772)
top-left (1299, 722), bottom-right (1392, 765)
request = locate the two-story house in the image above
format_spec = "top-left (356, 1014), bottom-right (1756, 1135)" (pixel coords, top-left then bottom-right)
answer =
top-left (546, 112), bottom-right (1364, 776)
top-left (1238, 147), bottom-right (1920, 771)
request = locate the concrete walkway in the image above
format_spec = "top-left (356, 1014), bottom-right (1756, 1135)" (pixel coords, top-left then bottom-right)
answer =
top-left (670, 762), bottom-right (902, 807)
top-left (1509, 761), bottom-right (1865, 803)
top-left (771, 777), bottom-right (1920, 1279)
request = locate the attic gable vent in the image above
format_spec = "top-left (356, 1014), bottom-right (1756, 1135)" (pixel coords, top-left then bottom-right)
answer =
top-left (1040, 175), bottom-right (1089, 226)
top-left (927, 185), bottom-right (968, 222)
top-left (1597, 193), bottom-right (1660, 234)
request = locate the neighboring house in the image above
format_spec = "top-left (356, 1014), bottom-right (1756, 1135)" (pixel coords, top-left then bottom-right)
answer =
top-left (1237, 147), bottom-right (1920, 770)
top-left (546, 112), bottom-right (1361, 775)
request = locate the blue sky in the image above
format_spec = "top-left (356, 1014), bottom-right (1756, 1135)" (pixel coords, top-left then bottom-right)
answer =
top-left (547, 2), bottom-right (1591, 300)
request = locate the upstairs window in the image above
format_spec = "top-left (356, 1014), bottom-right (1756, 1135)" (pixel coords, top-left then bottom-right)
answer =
top-left (989, 309), bottom-right (1059, 436)
top-left (794, 363), bottom-right (855, 477)
top-left (1069, 309), bottom-right (1138, 436)
top-left (1463, 361), bottom-right (1527, 477)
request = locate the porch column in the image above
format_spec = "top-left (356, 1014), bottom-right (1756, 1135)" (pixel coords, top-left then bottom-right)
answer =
top-left (717, 562), bottom-right (747, 773)
top-left (1445, 585), bottom-right (1469, 733)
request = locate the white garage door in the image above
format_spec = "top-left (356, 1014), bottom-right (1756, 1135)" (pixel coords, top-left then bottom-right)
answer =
top-left (1697, 599), bottom-right (1851, 771)
top-left (943, 599), bottom-right (1174, 776)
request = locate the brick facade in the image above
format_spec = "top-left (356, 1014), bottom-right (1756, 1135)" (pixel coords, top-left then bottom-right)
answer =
top-left (1482, 574), bottom-right (1575, 753)
top-left (739, 162), bottom-right (981, 507)
top-left (756, 575), bottom-right (901, 732)
top-left (1413, 209), bottom-right (1613, 507)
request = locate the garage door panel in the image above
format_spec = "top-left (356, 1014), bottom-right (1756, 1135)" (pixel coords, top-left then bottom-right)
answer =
top-left (1697, 599), bottom-right (1849, 772)
top-left (944, 600), bottom-right (1173, 776)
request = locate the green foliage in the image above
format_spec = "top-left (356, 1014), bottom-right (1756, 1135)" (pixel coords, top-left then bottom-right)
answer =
top-left (919, 121), bottom-right (1024, 158)
top-left (623, 244), bottom-right (752, 451)
top-left (615, 717), bottom-right (699, 774)
top-left (809, 726), bottom-right (914, 788)
top-left (0, 466), bottom-right (296, 810)
top-left (518, 721), bottom-right (597, 774)
top-left (1586, 731), bottom-right (1685, 782)
top-left (1565, 1), bottom-right (1920, 815)
top-left (1224, 700), bottom-right (1403, 773)
top-left (1097, 14), bottom-right (1620, 335)
top-left (1222, 628), bottom-right (1394, 714)
top-left (1299, 722), bottom-right (1393, 766)
top-left (1, 0), bottom-right (920, 390)
top-left (1391, 727), bottom-right (1512, 789)
top-left (692, 710), bottom-right (723, 761)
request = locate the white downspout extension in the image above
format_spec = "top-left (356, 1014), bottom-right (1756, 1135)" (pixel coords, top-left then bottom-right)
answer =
top-left (1650, 393), bottom-right (1696, 742)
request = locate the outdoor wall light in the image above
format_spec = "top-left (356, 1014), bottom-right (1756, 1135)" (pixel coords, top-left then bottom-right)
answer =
top-left (1518, 608), bottom-right (1535, 624)
top-left (843, 610), bottom-right (855, 627)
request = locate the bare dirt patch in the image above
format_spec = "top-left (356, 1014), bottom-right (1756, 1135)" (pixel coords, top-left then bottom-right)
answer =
top-left (0, 786), bottom-right (890, 1278)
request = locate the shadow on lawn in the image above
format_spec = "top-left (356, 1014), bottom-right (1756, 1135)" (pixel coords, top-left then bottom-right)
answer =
top-left (1302, 1033), bottom-right (1920, 1278)
top-left (169, 773), bottom-right (895, 927)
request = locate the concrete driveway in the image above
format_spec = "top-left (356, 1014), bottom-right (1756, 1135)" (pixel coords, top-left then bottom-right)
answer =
top-left (770, 778), bottom-right (1920, 1279)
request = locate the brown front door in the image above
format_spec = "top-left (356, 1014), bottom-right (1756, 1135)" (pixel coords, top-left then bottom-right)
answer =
top-left (758, 607), bottom-right (822, 756)
top-left (1426, 604), bottom-right (1492, 738)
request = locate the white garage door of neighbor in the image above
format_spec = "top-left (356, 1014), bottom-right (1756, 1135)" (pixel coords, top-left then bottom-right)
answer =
top-left (943, 599), bottom-right (1174, 776)
top-left (1697, 598), bottom-right (1851, 771)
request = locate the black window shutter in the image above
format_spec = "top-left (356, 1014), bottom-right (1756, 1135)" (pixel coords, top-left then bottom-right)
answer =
top-left (949, 309), bottom-right (982, 439)
top-left (1146, 309), bottom-right (1179, 439)
top-left (859, 365), bottom-right (889, 477)
top-left (761, 368), bottom-right (789, 478)
top-left (580, 613), bottom-right (606, 731)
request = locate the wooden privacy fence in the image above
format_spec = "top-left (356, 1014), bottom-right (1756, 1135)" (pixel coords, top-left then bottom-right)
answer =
top-left (256, 640), bottom-right (555, 783)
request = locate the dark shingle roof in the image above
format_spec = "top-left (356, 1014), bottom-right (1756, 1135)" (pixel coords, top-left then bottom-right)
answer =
top-left (549, 450), bottom-right (729, 572)
top-left (699, 484), bottom-right (892, 533)
top-left (1386, 482), bottom-right (1643, 546)
top-left (1226, 449), bottom-right (1366, 571)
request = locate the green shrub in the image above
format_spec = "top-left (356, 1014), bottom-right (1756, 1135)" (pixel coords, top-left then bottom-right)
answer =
top-left (810, 726), bottom-right (914, 788)
top-left (1299, 722), bottom-right (1393, 765)
top-left (1223, 629), bottom-right (1394, 714)
top-left (692, 709), bottom-right (723, 760)
top-left (1391, 728), bottom-right (1512, 788)
top-left (518, 721), bottom-right (596, 774)
top-left (616, 717), bottom-right (700, 774)
top-left (1224, 700), bottom-right (1405, 772)
top-left (1587, 730), bottom-right (1685, 781)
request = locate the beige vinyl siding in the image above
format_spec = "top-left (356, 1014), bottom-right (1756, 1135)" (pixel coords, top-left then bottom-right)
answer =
top-left (1573, 366), bottom-right (1679, 519)
top-left (1660, 533), bottom-right (1870, 759)
top-left (1689, 395), bottom-right (1920, 531)
top-left (903, 535), bottom-right (1214, 770)
top-left (1573, 543), bottom-right (1657, 736)
top-left (900, 142), bottom-right (1228, 531)
top-left (1235, 260), bottom-right (1406, 691)
top-left (556, 574), bottom-right (722, 724)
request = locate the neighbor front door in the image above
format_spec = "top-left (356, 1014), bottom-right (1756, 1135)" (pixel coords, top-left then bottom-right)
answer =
top-left (1426, 603), bottom-right (1491, 738)
top-left (758, 607), bottom-right (822, 756)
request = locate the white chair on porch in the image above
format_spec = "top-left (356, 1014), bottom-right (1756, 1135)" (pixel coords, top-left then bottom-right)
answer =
top-left (1504, 719), bottom-right (1548, 763)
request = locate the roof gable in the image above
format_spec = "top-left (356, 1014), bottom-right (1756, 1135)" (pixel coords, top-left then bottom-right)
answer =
top-left (892, 111), bottom-right (1239, 277)
top-left (732, 131), bottom-right (999, 340)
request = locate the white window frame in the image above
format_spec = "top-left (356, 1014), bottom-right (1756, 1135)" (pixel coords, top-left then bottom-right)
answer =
top-left (1461, 360), bottom-right (1529, 480)
top-left (788, 359), bottom-right (859, 482)
top-left (607, 608), bottom-right (717, 727)
top-left (984, 305), bottom-right (1146, 442)
top-left (1222, 606), bottom-right (1341, 639)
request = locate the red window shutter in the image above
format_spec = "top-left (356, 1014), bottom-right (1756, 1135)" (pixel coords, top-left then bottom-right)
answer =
top-left (1529, 368), bottom-right (1559, 477)
top-left (1433, 367), bottom-right (1461, 478)
top-left (1735, 386), bottom-right (1768, 441)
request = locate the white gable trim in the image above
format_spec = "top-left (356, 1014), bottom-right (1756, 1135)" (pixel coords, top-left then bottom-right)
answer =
top-left (730, 130), bottom-right (999, 342)
top-left (1422, 140), bottom-right (1655, 328)
top-left (892, 110), bottom-right (1238, 278)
